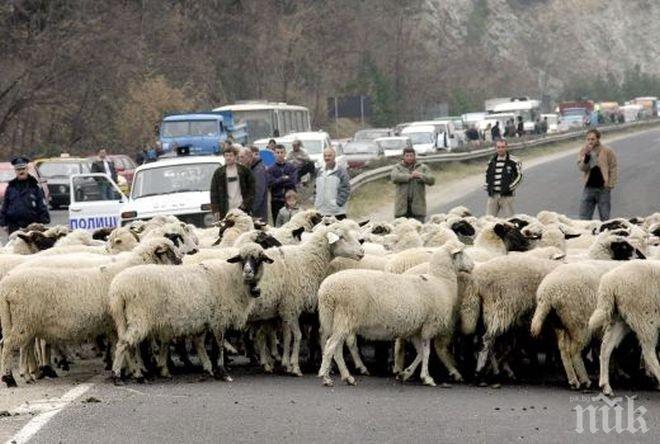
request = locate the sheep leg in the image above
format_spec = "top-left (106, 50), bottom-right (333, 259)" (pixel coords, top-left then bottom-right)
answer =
top-left (281, 323), bottom-right (292, 372)
top-left (155, 340), bottom-right (172, 378)
top-left (433, 335), bottom-right (463, 382)
top-left (419, 338), bottom-right (436, 387)
top-left (318, 330), bottom-right (348, 386)
top-left (332, 338), bottom-right (355, 385)
top-left (393, 338), bottom-right (405, 377)
top-left (1, 333), bottom-right (31, 388)
top-left (346, 333), bottom-right (369, 375)
top-left (25, 342), bottom-right (38, 383)
top-left (211, 329), bottom-right (232, 382)
top-left (400, 337), bottom-right (423, 382)
top-left (570, 336), bottom-right (591, 389)
top-left (556, 330), bottom-right (580, 389)
top-left (598, 321), bottom-right (629, 396)
top-left (268, 328), bottom-right (281, 362)
top-left (637, 331), bottom-right (660, 389)
top-left (288, 320), bottom-right (303, 376)
top-left (256, 330), bottom-right (275, 373)
top-left (476, 334), bottom-right (495, 377)
top-left (192, 334), bottom-right (214, 378)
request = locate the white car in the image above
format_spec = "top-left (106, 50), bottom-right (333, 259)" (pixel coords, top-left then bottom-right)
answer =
top-left (68, 156), bottom-right (224, 230)
top-left (374, 136), bottom-right (413, 158)
top-left (254, 131), bottom-right (345, 168)
top-left (400, 125), bottom-right (440, 155)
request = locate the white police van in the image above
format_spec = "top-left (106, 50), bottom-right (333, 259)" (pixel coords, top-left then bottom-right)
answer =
top-left (68, 156), bottom-right (224, 231)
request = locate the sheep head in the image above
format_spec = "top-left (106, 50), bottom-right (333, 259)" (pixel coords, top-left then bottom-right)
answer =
top-left (227, 243), bottom-right (274, 297)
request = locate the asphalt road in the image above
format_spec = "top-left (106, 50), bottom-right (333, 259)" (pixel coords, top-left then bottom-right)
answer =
top-left (433, 128), bottom-right (660, 217)
top-left (2, 129), bottom-right (660, 443)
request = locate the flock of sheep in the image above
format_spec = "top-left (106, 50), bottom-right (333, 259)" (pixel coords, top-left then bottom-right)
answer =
top-left (0, 206), bottom-right (658, 397)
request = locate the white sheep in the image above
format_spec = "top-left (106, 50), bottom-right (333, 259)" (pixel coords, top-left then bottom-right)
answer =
top-left (465, 221), bottom-right (530, 262)
top-left (248, 221), bottom-right (364, 376)
top-left (530, 260), bottom-right (630, 389)
top-left (317, 240), bottom-right (473, 387)
top-left (588, 260), bottom-right (660, 396)
top-left (0, 238), bottom-right (182, 388)
top-left (109, 243), bottom-right (273, 382)
top-left (53, 229), bottom-right (105, 248)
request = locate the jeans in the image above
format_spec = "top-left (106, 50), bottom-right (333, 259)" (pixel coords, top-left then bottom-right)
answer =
top-left (579, 187), bottom-right (611, 221)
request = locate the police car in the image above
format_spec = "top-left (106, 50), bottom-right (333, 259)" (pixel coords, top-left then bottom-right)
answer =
top-left (68, 156), bottom-right (223, 231)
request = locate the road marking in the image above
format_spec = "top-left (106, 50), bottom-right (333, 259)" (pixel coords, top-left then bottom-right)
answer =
top-left (6, 383), bottom-right (93, 444)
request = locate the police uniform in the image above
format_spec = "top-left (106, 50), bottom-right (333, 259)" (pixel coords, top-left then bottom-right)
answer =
top-left (0, 157), bottom-right (50, 234)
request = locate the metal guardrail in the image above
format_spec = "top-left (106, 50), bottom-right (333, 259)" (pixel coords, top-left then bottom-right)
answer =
top-left (349, 118), bottom-right (660, 192)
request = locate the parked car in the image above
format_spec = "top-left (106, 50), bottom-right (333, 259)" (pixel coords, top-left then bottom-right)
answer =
top-left (374, 136), bottom-right (413, 158)
top-left (35, 156), bottom-right (94, 209)
top-left (0, 162), bottom-right (50, 205)
top-left (400, 125), bottom-right (443, 155)
top-left (343, 141), bottom-right (382, 170)
top-left (352, 128), bottom-right (392, 142)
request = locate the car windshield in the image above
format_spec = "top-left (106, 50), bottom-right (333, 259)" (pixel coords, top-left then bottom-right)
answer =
top-left (343, 142), bottom-right (378, 154)
top-left (281, 139), bottom-right (324, 154)
top-left (377, 139), bottom-right (407, 150)
top-left (406, 132), bottom-right (434, 144)
top-left (354, 129), bottom-right (390, 141)
top-left (161, 120), bottom-right (219, 138)
top-left (38, 162), bottom-right (85, 178)
top-left (131, 163), bottom-right (219, 199)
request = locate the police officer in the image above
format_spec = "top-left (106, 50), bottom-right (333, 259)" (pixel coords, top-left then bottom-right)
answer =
top-left (0, 156), bottom-right (50, 234)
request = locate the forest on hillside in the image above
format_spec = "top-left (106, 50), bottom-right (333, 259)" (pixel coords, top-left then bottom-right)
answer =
top-left (2, 0), bottom-right (660, 157)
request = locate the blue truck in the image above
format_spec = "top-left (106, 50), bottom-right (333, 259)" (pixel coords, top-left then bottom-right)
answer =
top-left (157, 111), bottom-right (248, 156)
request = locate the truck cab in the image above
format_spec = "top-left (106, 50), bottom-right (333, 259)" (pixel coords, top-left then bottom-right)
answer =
top-left (158, 112), bottom-right (247, 156)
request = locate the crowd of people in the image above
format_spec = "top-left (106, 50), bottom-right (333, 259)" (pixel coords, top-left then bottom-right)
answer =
top-left (0, 129), bottom-right (619, 238)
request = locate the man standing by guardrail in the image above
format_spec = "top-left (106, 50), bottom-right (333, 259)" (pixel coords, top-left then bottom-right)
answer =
top-left (485, 139), bottom-right (522, 217)
top-left (390, 147), bottom-right (435, 223)
top-left (577, 128), bottom-right (617, 221)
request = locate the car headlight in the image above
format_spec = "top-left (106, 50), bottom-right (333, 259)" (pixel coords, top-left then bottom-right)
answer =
top-left (58, 185), bottom-right (67, 194)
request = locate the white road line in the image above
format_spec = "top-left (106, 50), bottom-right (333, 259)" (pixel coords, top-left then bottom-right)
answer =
top-left (6, 383), bottom-right (93, 444)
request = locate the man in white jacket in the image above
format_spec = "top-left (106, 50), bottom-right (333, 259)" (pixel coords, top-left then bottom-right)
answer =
top-left (314, 148), bottom-right (351, 220)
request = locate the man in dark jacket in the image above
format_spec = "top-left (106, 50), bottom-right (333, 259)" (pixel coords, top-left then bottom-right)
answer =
top-left (266, 144), bottom-right (298, 224)
top-left (210, 145), bottom-right (256, 220)
top-left (490, 121), bottom-right (501, 141)
top-left (239, 146), bottom-right (269, 221)
top-left (484, 139), bottom-right (523, 217)
top-left (0, 156), bottom-right (50, 234)
top-left (91, 149), bottom-right (118, 199)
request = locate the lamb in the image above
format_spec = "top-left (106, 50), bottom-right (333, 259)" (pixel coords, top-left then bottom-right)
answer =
top-left (464, 221), bottom-right (530, 262)
top-left (530, 259), bottom-right (634, 389)
top-left (106, 226), bottom-right (141, 253)
top-left (0, 238), bottom-right (182, 387)
top-left (459, 254), bottom-right (564, 380)
top-left (182, 231), bottom-right (282, 265)
top-left (588, 260), bottom-right (660, 396)
top-left (566, 231), bottom-right (645, 262)
top-left (215, 209), bottom-right (255, 247)
top-left (521, 222), bottom-right (580, 252)
top-left (382, 221), bottom-right (423, 252)
top-left (420, 224), bottom-right (459, 248)
top-left (317, 240), bottom-right (473, 387)
top-left (445, 215), bottom-right (478, 245)
top-left (3, 229), bottom-right (64, 255)
top-left (248, 221), bottom-right (364, 376)
top-left (266, 209), bottom-right (323, 245)
top-left (109, 243), bottom-right (273, 382)
top-left (53, 229), bottom-right (105, 248)
top-left (142, 222), bottom-right (199, 254)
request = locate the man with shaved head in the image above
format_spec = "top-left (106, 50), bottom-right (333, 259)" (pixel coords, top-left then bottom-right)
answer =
top-left (239, 146), bottom-right (269, 221)
top-left (314, 147), bottom-right (351, 220)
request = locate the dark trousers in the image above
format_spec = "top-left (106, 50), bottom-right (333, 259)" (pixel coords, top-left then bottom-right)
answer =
top-left (271, 199), bottom-right (285, 225)
top-left (579, 187), bottom-right (611, 221)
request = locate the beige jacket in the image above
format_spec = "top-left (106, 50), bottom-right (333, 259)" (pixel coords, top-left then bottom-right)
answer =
top-left (576, 144), bottom-right (618, 189)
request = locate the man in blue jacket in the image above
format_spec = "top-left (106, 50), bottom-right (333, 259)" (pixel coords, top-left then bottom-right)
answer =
top-left (266, 145), bottom-right (298, 224)
top-left (0, 156), bottom-right (50, 234)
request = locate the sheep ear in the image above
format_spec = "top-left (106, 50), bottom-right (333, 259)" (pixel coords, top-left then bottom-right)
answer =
top-left (227, 255), bottom-right (242, 263)
top-left (291, 227), bottom-right (305, 241)
top-left (260, 253), bottom-right (274, 264)
top-left (326, 231), bottom-right (340, 245)
top-left (564, 232), bottom-right (581, 240)
top-left (635, 249), bottom-right (647, 259)
top-left (552, 252), bottom-right (566, 261)
top-left (358, 219), bottom-right (370, 227)
top-left (493, 223), bottom-right (508, 238)
top-left (16, 233), bottom-right (32, 243)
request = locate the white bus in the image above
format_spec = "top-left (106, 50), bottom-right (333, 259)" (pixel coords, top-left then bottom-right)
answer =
top-left (492, 99), bottom-right (541, 133)
top-left (213, 101), bottom-right (311, 142)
